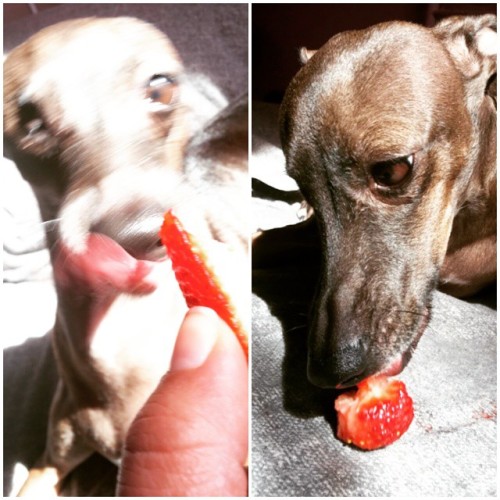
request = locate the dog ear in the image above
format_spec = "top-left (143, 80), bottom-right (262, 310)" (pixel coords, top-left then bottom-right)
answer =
top-left (433, 15), bottom-right (496, 81)
top-left (299, 47), bottom-right (317, 64)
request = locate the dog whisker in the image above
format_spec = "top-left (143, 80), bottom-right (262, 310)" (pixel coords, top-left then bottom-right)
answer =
top-left (39, 218), bottom-right (62, 231)
top-left (284, 324), bottom-right (308, 334)
top-left (394, 310), bottom-right (428, 317)
top-left (378, 307), bottom-right (429, 318)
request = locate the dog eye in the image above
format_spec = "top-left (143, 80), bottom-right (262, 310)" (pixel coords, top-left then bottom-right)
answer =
top-left (19, 100), bottom-right (47, 136)
top-left (371, 155), bottom-right (413, 188)
top-left (146, 74), bottom-right (177, 107)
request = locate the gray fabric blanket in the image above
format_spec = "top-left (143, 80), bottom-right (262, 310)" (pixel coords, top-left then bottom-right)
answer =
top-left (251, 102), bottom-right (497, 497)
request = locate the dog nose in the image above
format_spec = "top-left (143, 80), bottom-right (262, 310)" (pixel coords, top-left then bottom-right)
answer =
top-left (116, 219), bottom-right (165, 261)
top-left (91, 201), bottom-right (166, 261)
top-left (307, 336), bottom-right (369, 389)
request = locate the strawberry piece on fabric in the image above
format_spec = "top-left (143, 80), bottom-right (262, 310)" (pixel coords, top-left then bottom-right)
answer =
top-left (334, 375), bottom-right (414, 450)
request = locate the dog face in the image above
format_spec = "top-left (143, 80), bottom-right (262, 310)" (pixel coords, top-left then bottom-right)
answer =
top-left (4, 17), bottom-right (190, 260)
top-left (280, 18), bottom-right (496, 388)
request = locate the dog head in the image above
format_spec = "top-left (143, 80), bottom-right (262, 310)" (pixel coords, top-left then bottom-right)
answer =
top-left (280, 15), bottom-right (496, 388)
top-left (4, 17), bottom-right (190, 260)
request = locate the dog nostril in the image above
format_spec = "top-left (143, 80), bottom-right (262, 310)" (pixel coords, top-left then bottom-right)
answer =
top-left (308, 337), bottom-right (369, 389)
top-left (125, 233), bottom-right (166, 261)
top-left (91, 202), bottom-right (167, 261)
top-left (337, 372), bottom-right (367, 389)
top-left (116, 223), bottom-right (170, 261)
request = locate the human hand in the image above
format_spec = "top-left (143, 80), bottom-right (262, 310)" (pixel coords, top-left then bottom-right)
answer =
top-left (117, 307), bottom-right (248, 496)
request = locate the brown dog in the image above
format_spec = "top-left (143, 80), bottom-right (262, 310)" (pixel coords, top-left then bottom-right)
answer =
top-left (273, 15), bottom-right (496, 389)
top-left (4, 17), bottom-right (248, 495)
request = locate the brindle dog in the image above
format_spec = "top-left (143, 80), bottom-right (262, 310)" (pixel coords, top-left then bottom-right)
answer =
top-left (258, 15), bottom-right (496, 389)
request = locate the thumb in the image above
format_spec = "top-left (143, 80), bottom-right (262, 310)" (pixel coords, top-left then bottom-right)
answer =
top-left (117, 307), bottom-right (248, 497)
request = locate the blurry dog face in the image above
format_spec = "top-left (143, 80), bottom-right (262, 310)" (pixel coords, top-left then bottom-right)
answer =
top-left (4, 17), bottom-right (191, 260)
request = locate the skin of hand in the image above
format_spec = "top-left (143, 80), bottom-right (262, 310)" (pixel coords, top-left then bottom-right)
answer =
top-left (116, 306), bottom-right (248, 497)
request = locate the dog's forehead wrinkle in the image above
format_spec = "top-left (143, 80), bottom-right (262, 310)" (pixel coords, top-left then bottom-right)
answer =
top-left (316, 95), bottom-right (432, 162)
top-left (289, 94), bottom-right (430, 170)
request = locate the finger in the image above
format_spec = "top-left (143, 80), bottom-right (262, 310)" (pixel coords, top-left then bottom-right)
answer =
top-left (117, 307), bottom-right (248, 497)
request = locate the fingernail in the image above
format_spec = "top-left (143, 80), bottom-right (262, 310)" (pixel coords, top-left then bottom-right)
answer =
top-left (170, 307), bottom-right (219, 371)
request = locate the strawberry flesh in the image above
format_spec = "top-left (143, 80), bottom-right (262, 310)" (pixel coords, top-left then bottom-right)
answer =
top-left (334, 375), bottom-right (414, 450)
top-left (159, 210), bottom-right (248, 359)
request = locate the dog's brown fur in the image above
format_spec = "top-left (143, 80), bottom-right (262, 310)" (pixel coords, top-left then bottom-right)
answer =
top-left (270, 15), bottom-right (496, 388)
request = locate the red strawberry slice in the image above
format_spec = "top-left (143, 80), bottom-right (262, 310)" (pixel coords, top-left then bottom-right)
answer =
top-left (334, 375), bottom-right (414, 450)
top-left (159, 210), bottom-right (248, 359)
